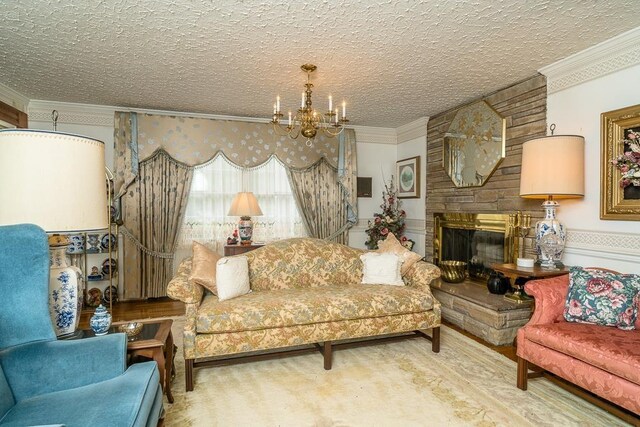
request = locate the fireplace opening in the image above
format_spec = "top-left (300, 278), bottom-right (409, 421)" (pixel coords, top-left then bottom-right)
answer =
top-left (434, 213), bottom-right (517, 281)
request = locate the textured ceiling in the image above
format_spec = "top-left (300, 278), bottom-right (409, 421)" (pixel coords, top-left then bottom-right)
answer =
top-left (0, 0), bottom-right (638, 127)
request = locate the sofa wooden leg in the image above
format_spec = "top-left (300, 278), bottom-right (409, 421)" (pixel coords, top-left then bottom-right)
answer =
top-left (323, 341), bottom-right (332, 370)
top-left (185, 359), bottom-right (194, 392)
top-left (517, 356), bottom-right (528, 391)
top-left (431, 327), bottom-right (440, 353)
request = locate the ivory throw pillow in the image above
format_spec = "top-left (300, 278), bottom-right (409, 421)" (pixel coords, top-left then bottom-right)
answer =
top-left (189, 241), bottom-right (221, 295)
top-left (360, 252), bottom-right (404, 286)
top-left (564, 267), bottom-right (640, 330)
top-left (216, 256), bottom-right (251, 301)
top-left (376, 233), bottom-right (422, 275)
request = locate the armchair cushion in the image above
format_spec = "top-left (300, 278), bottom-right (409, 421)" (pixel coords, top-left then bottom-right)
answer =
top-left (563, 267), bottom-right (640, 330)
top-left (0, 362), bottom-right (160, 427)
top-left (522, 322), bottom-right (640, 386)
top-left (0, 334), bottom-right (126, 401)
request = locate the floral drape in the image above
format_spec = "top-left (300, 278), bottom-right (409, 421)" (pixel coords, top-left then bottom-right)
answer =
top-left (119, 149), bottom-right (193, 299)
top-left (287, 129), bottom-right (357, 244)
top-left (114, 112), bottom-right (357, 298)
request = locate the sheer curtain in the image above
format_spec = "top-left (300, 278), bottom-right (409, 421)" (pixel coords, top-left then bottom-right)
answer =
top-left (177, 154), bottom-right (306, 258)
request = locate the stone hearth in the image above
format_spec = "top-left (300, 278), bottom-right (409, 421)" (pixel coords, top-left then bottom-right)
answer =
top-left (430, 278), bottom-right (532, 346)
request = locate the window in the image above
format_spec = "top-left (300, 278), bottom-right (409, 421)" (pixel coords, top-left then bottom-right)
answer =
top-left (178, 155), bottom-right (306, 253)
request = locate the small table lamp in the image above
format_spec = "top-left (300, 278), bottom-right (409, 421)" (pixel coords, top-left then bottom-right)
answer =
top-left (519, 132), bottom-right (584, 268)
top-left (227, 192), bottom-right (263, 245)
top-left (0, 130), bottom-right (108, 337)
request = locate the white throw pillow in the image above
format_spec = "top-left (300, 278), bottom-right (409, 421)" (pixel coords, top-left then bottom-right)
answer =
top-left (360, 252), bottom-right (404, 286)
top-left (216, 256), bottom-right (251, 301)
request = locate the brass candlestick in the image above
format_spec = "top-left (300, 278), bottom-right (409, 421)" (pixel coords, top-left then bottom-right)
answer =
top-left (515, 211), bottom-right (531, 259)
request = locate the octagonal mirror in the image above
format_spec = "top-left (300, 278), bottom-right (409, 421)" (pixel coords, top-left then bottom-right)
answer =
top-left (443, 101), bottom-right (506, 187)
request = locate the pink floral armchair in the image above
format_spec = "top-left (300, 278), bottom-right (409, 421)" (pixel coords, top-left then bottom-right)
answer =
top-left (516, 274), bottom-right (640, 416)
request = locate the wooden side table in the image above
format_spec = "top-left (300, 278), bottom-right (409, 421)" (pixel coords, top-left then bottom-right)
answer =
top-left (491, 263), bottom-right (570, 304)
top-left (224, 243), bottom-right (264, 256)
top-left (84, 319), bottom-right (175, 403)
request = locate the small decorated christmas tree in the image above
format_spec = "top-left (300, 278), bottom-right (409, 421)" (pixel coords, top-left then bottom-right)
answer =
top-left (365, 178), bottom-right (408, 250)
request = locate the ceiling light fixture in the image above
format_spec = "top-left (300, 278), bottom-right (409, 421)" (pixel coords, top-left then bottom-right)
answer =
top-left (271, 64), bottom-right (349, 146)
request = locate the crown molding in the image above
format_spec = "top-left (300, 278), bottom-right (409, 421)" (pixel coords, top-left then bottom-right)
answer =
top-left (540, 26), bottom-right (640, 94)
top-left (28, 100), bottom-right (116, 126)
top-left (26, 100), bottom-right (408, 148)
top-left (352, 125), bottom-right (397, 144)
top-left (0, 83), bottom-right (30, 113)
top-left (396, 117), bottom-right (429, 144)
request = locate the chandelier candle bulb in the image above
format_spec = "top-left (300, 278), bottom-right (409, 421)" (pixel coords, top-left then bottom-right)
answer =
top-left (270, 64), bottom-right (348, 146)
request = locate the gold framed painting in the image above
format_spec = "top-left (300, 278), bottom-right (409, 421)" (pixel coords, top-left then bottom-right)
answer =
top-left (396, 156), bottom-right (420, 199)
top-left (600, 103), bottom-right (640, 220)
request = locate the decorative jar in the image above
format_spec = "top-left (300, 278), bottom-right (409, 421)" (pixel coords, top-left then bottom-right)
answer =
top-left (90, 304), bottom-right (112, 336)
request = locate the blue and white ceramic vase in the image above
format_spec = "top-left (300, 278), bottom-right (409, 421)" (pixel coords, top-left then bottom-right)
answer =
top-left (238, 216), bottom-right (253, 243)
top-left (535, 200), bottom-right (566, 267)
top-left (49, 236), bottom-right (84, 337)
top-left (90, 304), bottom-right (112, 336)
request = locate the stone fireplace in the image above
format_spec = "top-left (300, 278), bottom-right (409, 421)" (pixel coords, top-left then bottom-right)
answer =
top-left (424, 75), bottom-right (548, 345)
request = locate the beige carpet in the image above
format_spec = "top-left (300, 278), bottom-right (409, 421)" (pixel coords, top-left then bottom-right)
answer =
top-left (163, 318), bottom-right (629, 426)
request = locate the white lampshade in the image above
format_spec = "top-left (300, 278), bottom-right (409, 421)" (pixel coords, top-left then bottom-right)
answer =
top-left (0, 129), bottom-right (109, 232)
top-left (519, 135), bottom-right (585, 199)
top-left (227, 192), bottom-right (263, 217)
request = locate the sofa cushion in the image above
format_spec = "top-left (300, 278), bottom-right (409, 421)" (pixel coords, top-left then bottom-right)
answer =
top-left (244, 238), bottom-right (364, 291)
top-left (360, 252), bottom-right (404, 286)
top-left (376, 233), bottom-right (422, 275)
top-left (564, 267), bottom-right (640, 330)
top-left (190, 241), bottom-right (222, 295)
top-left (216, 256), bottom-right (251, 301)
top-left (196, 284), bottom-right (435, 333)
top-left (522, 322), bottom-right (640, 386)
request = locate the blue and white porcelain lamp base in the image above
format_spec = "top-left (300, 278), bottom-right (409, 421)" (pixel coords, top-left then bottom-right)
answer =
top-left (535, 200), bottom-right (566, 269)
top-left (49, 235), bottom-right (85, 338)
top-left (238, 216), bottom-right (254, 245)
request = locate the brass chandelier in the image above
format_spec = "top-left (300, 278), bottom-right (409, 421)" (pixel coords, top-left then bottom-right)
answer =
top-left (271, 64), bottom-right (349, 146)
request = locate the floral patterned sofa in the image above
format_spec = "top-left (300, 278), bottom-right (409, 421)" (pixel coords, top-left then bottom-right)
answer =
top-left (168, 238), bottom-right (442, 391)
top-left (516, 274), bottom-right (640, 416)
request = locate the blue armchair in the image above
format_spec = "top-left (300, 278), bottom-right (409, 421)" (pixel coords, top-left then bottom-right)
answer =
top-left (0, 224), bottom-right (164, 426)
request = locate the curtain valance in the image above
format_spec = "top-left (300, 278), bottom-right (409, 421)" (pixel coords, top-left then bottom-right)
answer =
top-left (135, 113), bottom-right (339, 169)
top-left (113, 111), bottom-right (358, 298)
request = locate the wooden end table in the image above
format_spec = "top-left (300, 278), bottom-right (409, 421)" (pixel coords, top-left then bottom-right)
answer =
top-left (84, 319), bottom-right (175, 403)
top-left (224, 242), bottom-right (264, 256)
top-left (491, 263), bottom-right (570, 304)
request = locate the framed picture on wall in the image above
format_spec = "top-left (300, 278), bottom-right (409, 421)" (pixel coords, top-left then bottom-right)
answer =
top-left (396, 156), bottom-right (420, 199)
top-left (600, 103), bottom-right (640, 220)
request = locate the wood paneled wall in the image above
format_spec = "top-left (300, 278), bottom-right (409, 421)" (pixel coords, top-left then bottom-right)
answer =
top-left (425, 75), bottom-right (547, 261)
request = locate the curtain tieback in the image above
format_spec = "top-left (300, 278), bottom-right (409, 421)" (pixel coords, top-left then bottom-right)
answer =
top-left (120, 226), bottom-right (175, 259)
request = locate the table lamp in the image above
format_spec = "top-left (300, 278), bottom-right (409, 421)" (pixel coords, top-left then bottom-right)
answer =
top-left (0, 129), bottom-right (108, 337)
top-left (227, 192), bottom-right (263, 245)
top-left (519, 132), bottom-right (584, 268)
